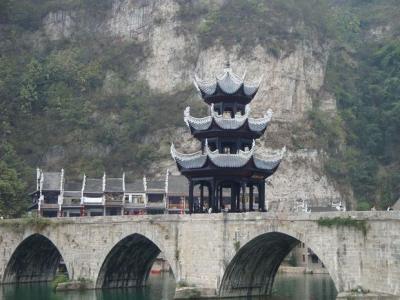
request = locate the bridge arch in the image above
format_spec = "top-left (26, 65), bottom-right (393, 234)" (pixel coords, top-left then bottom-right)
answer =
top-left (3, 233), bottom-right (69, 284)
top-left (96, 232), bottom-right (175, 288)
top-left (219, 230), bottom-right (339, 298)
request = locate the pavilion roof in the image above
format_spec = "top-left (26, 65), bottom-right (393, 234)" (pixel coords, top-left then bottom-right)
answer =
top-left (184, 105), bottom-right (272, 132)
top-left (194, 67), bottom-right (261, 99)
top-left (171, 141), bottom-right (285, 170)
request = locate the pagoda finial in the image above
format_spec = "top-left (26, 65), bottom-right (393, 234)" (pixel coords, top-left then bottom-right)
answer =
top-left (224, 58), bottom-right (231, 72)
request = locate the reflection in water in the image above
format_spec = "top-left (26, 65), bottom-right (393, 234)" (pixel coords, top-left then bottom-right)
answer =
top-left (1, 273), bottom-right (336, 300)
top-left (272, 273), bottom-right (337, 300)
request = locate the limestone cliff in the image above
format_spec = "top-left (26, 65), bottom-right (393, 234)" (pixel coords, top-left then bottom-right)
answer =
top-left (39, 0), bottom-right (348, 210)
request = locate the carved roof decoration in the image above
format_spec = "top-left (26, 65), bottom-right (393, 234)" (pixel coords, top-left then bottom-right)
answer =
top-left (184, 105), bottom-right (272, 132)
top-left (194, 67), bottom-right (262, 98)
top-left (171, 141), bottom-right (286, 171)
top-left (205, 139), bottom-right (255, 168)
top-left (170, 144), bottom-right (207, 169)
top-left (253, 146), bottom-right (286, 170)
top-left (248, 109), bottom-right (273, 131)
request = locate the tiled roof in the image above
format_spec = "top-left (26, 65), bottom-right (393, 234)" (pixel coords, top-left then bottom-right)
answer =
top-left (172, 143), bottom-right (285, 171)
top-left (194, 67), bottom-right (261, 97)
top-left (185, 105), bottom-right (271, 133)
top-left (147, 180), bottom-right (165, 191)
top-left (213, 106), bottom-right (248, 129)
top-left (84, 178), bottom-right (103, 193)
top-left (63, 191), bottom-right (81, 198)
top-left (248, 109), bottom-right (273, 132)
top-left (253, 146), bottom-right (286, 170)
top-left (42, 172), bottom-right (62, 191)
top-left (206, 141), bottom-right (254, 168)
top-left (167, 175), bottom-right (189, 194)
top-left (105, 178), bottom-right (124, 192)
top-left (392, 198), bottom-right (400, 210)
top-left (125, 179), bottom-right (145, 193)
top-left (170, 144), bottom-right (207, 169)
top-left (64, 181), bottom-right (82, 192)
top-left (184, 107), bottom-right (212, 130)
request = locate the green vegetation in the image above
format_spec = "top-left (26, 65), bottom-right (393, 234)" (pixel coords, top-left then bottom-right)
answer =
top-left (53, 276), bottom-right (93, 291)
top-left (233, 240), bottom-right (241, 253)
top-left (0, 216), bottom-right (72, 232)
top-left (77, 277), bottom-right (93, 290)
top-left (52, 274), bottom-right (69, 291)
top-left (0, 144), bottom-right (28, 217)
top-left (0, 0), bottom-right (399, 215)
top-left (176, 280), bottom-right (189, 288)
top-left (179, 0), bottom-right (334, 53)
top-left (317, 217), bottom-right (368, 236)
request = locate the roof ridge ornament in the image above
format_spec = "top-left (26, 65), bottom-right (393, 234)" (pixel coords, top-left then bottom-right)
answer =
top-left (252, 145), bottom-right (286, 170)
top-left (194, 66), bottom-right (261, 97)
top-left (186, 105), bottom-right (272, 132)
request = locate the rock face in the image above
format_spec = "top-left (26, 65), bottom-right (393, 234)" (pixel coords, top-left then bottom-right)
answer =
top-left (43, 10), bottom-right (74, 40)
top-left (41, 0), bottom-right (351, 209)
top-left (106, 0), bottom-right (157, 40)
top-left (266, 149), bottom-right (342, 212)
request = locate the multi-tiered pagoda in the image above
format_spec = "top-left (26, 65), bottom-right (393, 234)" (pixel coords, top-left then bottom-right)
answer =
top-left (171, 64), bottom-right (285, 213)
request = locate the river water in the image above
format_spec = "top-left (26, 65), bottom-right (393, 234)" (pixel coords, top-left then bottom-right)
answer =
top-left (0, 273), bottom-right (337, 300)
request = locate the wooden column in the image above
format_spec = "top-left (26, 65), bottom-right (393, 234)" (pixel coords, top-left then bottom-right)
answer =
top-left (200, 183), bottom-right (204, 213)
top-left (230, 183), bottom-right (236, 212)
top-left (213, 181), bottom-right (218, 212)
top-left (259, 181), bottom-right (266, 211)
top-left (236, 184), bottom-right (241, 212)
top-left (210, 180), bottom-right (216, 212)
top-left (207, 184), bottom-right (212, 210)
top-left (249, 184), bottom-right (254, 211)
top-left (241, 183), bottom-right (246, 212)
top-left (219, 185), bottom-right (223, 212)
top-left (189, 180), bottom-right (194, 214)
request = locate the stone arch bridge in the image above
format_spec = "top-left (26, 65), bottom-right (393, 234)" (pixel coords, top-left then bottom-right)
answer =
top-left (0, 212), bottom-right (399, 298)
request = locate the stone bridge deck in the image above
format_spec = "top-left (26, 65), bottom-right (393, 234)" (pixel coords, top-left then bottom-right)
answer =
top-left (0, 211), bottom-right (399, 298)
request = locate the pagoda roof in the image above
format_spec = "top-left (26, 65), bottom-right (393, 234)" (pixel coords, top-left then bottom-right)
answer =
top-left (184, 105), bottom-right (272, 133)
top-left (171, 141), bottom-right (285, 171)
top-left (194, 67), bottom-right (262, 103)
